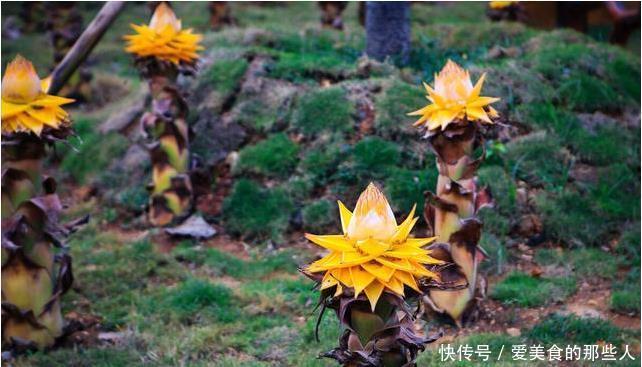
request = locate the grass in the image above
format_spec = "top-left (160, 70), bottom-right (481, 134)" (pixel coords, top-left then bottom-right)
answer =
top-left (535, 248), bottom-right (623, 280)
top-left (237, 133), bottom-right (300, 178)
top-left (206, 58), bottom-right (249, 97)
top-left (291, 86), bottom-right (353, 135)
top-left (527, 313), bottom-right (627, 346)
top-left (222, 179), bottom-right (293, 240)
top-left (611, 267), bottom-right (641, 315)
top-left (491, 271), bottom-right (576, 307)
top-left (58, 118), bottom-right (129, 184)
top-left (302, 199), bottom-right (336, 233)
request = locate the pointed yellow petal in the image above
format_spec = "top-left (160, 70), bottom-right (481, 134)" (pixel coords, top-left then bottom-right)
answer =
top-left (470, 73), bottom-right (486, 99)
top-left (361, 261), bottom-right (396, 282)
top-left (350, 266), bottom-right (375, 297)
top-left (394, 271), bottom-right (420, 293)
top-left (305, 234), bottom-right (354, 252)
top-left (375, 257), bottom-right (414, 272)
top-left (355, 239), bottom-right (389, 257)
top-left (337, 200), bottom-right (352, 235)
top-left (386, 276), bottom-right (405, 296)
top-left (364, 281), bottom-right (386, 311)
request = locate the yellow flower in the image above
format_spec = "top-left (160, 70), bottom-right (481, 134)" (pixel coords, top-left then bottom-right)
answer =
top-left (489, 1), bottom-right (517, 10)
top-left (1, 55), bottom-right (74, 136)
top-left (408, 60), bottom-right (500, 131)
top-left (305, 183), bottom-right (441, 311)
top-left (124, 2), bottom-right (203, 64)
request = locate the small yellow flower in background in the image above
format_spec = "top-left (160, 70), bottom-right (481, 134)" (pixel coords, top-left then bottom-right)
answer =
top-left (1, 55), bottom-right (74, 136)
top-left (489, 1), bottom-right (518, 10)
top-left (124, 2), bottom-right (203, 64)
top-left (408, 60), bottom-right (500, 131)
top-left (305, 183), bottom-right (441, 311)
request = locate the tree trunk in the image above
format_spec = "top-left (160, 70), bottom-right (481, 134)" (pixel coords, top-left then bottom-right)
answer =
top-left (365, 2), bottom-right (410, 65)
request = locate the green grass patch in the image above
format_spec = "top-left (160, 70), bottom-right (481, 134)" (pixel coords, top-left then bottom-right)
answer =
top-left (149, 278), bottom-right (237, 324)
top-left (535, 248), bottom-right (623, 280)
top-left (502, 132), bottom-right (570, 191)
top-left (237, 133), bottom-right (300, 178)
top-left (302, 199), bottom-right (336, 233)
top-left (206, 58), bottom-right (249, 96)
top-left (527, 313), bottom-right (627, 346)
top-left (491, 271), bottom-right (576, 307)
top-left (352, 136), bottom-right (401, 177)
top-left (291, 86), bottom-right (353, 135)
top-left (59, 118), bottom-right (129, 184)
top-left (534, 190), bottom-right (609, 247)
top-left (300, 141), bottom-right (348, 184)
top-left (611, 267), bottom-right (641, 315)
top-left (374, 79), bottom-right (426, 138)
top-left (384, 167), bottom-right (435, 214)
top-left (557, 73), bottom-right (620, 112)
top-left (269, 52), bottom-right (354, 82)
top-left (222, 179), bottom-right (293, 240)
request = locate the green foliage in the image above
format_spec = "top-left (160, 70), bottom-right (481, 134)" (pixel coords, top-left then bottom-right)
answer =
top-left (172, 242), bottom-right (298, 278)
top-left (617, 225), bottom-right (641, 267)
top-left (611, 267), bottom-right (641, 315)
top-left (557, 73), bottom-right (620, 112)
top-left (502, 132), bottom-right (570, 190)
top-left (480, 233), bottom-right (508, 276)
top-left (477, 166), bottom-right (516, 214)
top-left (291, 86), bottom-right (353, 135)
top-left (238, 133), bottom-right (300, 178)
top-left (589, 163), bottom-right (641, 221)
top-left (374, 80), bottom-right (425, 137)
top-left (161, 278), bottom-right (237, 323)
top-left (59, 118), bottom-right (129, 184)
top-left (491, 272), bottom-right (576, 307)
top-left (300, 142), bottom-right (347, 183)
top-left (605, 56), bottom-right (641, 101)
top-left (535, 190), bottom-right (609, 246)
top-left (206, 58), bottom-right (249, 96)
top-left (384, 167), bottom-right (435, 214)
top-left (302, 199), bottom-right (336, 233)
top-left (269, 52), bottom-right (353, 82)
top-left (241, 278), bottom-right (314, 313)
top-left (222, 180), bottom-right (293, 240)
top-left (12, 347), bottom-right (142, 367)
top-left (535, 248), bottom-right (623, 280)
top-left (527, 313), bottom-right (626, 346)
top-left (352, 136), bottom-right (401, 176)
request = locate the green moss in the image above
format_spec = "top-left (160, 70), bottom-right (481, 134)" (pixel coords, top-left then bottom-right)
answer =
top-left (12, 347), bottom-right (143, 367)
top-left (611, 267), bottom-right (641, 315)
top-left (477, 166), bottom-right (516, 214)
top-left (535, 190), bottom-right (610, 246)
top-left (617, 225), bottom-right (641, 267)
top-left (535, 248), bottom-right (623, 280)
top-left (59, 118), bottom-right (129, 184)
top-left (605, 56), bottom-right (641, 101)
top-left (590, 163), bottom-right (640, 221)
top-left (352, 136), bottom-right (401, 176)
top-left (491, 271), bottom-right (576, 307)
top-left (384, 167), bottom-right (435, 214)
top-left (206, 58), bottom-right (249, 96)
top-left (300, 142), bottom-right (347, 183)
top-left (160, 278), bottom-right (237, 323)
top-left (302, 199), bottom-right (336, 233)
top-left (222, 180), bottom-right (293, 240)
top-left (527, 313), bottom-right (626, 346)
top-left (269, 52), bottom-right (354, 82)
top-left (374, 79), bottom-right (425, 137)
top-left (291, 86), bottom-right (353, 135)
top-left (557, 73), bottom-right (620, 112)
top-left (237, 133), bottom-right (299, 178)
top-left (502, 132), bottom-right (570, 190)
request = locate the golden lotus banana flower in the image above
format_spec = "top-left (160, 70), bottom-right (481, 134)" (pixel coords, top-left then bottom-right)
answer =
top-left (1, 55), bottom-right (74, 136)
top-left (489, 1), bottom-right (518, 10)
top-left (408, 60), bottom-right (500, 131)
top-left (124, 2), bottom-right (203, 65)
top-left (305, 183), bottom-right (441, 311)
